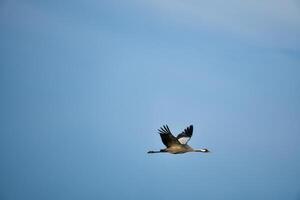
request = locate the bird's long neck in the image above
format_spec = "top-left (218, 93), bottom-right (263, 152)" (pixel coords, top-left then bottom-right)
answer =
top-left (193, 148), bottom-right (209, 153)
top-left (148, 149), bottom-right (167, 154)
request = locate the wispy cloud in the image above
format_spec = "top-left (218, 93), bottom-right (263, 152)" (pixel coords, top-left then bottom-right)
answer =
top-left (141, 0), bottom-right (300, 49)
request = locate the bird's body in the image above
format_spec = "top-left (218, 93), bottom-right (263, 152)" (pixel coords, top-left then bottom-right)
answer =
top-left (165, 144), bottom-right (193, 154)
top-left (148, 125), bottom-right (210, 154)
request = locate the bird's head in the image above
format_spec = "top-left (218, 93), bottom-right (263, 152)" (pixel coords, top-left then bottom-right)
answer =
top-left (201, 148), bottom-right (210, 153)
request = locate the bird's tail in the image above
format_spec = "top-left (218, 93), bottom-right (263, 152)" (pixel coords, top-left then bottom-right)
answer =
top-left (147, 149), bottom-right (167, 153)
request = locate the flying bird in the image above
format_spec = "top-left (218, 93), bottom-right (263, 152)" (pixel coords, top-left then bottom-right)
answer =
top-left (148, 125), bottom-right (210, 154)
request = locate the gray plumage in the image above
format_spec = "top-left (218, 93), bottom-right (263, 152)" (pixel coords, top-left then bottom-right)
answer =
top-left (148, 125), bottom-right (210, 154)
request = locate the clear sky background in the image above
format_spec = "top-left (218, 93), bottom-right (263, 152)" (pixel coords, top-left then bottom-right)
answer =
top-left (1, 0), bottom-right (300, 200)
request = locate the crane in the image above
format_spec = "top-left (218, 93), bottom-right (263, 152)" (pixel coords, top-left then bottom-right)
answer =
top-left (148, 125), bottom-right (210, 154)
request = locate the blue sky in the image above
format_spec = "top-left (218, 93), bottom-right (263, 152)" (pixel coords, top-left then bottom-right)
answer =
top-left (1, 0), bottom-right (300, 200)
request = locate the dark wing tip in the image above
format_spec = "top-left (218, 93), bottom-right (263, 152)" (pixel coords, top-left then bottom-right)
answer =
top-left (158, 124), bottom-right (171, 134)
top-left (190, 125), bottom-right (193, 132)
top-left (157, 125), bottom-right (170, 134)
top-left (165, 125), bottom-right (171, 132)
top-left (179, 124), bottom-right (193, 138)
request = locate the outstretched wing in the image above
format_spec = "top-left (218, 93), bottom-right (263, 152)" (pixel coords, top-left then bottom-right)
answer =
top-left (158, 125), bottom-right (180, 147)
top-left (176, 125), bottom-right (193, 144)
